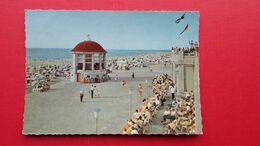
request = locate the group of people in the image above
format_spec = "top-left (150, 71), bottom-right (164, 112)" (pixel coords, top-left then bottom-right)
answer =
top-left (121, 74), bottom-right (173, 134)
top-left (162, 91), bottom-right (196, 134)
top-left (171, 46), bottom-right (198, 54)
top-left (151, 74), bottom-right (174, 103)
top-left (32, 81), bottom-right (50, 92)
top-left (120, 73), bottom-right (196, 134)
top-left (115, 72), bottom-right (134, 85)
top-left (120, 72), bottom-right (145, 97)
top-left (26, 63), bottom-right (71, 92)
top-left (79, 74), bottom-right (110, 84)
top-left (121, 81), bottom-right (144, 97)
top-left (79, 85), bottom-right (100, 102)
top-left (106, 54), bottom-right (171, 72)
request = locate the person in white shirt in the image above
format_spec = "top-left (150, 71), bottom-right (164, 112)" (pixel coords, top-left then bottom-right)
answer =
top-left (155, 98), bottom-right (160, 106)
top-left (170, 110), bottom-right (176, 120)
top-left (164, 108), bottom-right (171, 114)
top-left (170, 84), bottom-right (176, 100)
top-left (90, 85), bottom-right (95, 98)
top-left (79, 88), bottom-right (84, 102)
top-left (161, 108), bottom-right (171, 123)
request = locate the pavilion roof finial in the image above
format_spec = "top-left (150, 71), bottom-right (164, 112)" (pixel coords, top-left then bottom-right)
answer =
top-left (87, 34), bottom-right (91, 41)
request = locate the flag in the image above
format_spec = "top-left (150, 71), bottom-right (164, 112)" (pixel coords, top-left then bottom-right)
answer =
top-left (175, 13), bottom-right (185, 24)
top-left (179, 24), bottom-right (189, 35)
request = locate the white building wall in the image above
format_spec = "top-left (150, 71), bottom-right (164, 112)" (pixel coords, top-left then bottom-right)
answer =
top-left (173, 50), bottom-right (197, 97)
top-left (184, 66), bottom-right (194, 92)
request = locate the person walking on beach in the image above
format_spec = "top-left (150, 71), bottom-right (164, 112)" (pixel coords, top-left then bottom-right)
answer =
top-left (80, 88), bottom-right (84, 102)
top-left (90, 85), bottom-right (95, 98)
top-left (132, 72), bottom-right (135, 79)
top-left (138, 83), bottom-right (144, 97)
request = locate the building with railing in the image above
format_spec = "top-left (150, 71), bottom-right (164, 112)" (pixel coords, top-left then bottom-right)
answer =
top-left (171, 41), bottom-right (199, 97)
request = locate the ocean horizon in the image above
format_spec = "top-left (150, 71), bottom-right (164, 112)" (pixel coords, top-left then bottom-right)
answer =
top-left (26, 48), bottom-right (170, 61)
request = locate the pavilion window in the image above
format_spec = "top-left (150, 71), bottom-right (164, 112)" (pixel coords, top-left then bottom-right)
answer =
top-left (101, 63), bottom-right (105, 69)
top-left (77, 63), bottom-right (83, 70)
top-left (94, 63), bottom-right (100, 70)
top-left (85, 54), bottom-right (92, 62)
top-left (85, 63), bottom-right (92, 70)
top-left (85, 58), bottom-right (92, 62)
top-left (85, 54), bottom-right (92, 57)
top-left (77, 54), bottom-right (84, 62)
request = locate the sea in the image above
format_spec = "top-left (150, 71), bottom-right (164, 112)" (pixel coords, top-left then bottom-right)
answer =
top-left (26, 48), bottom-right (169, 61)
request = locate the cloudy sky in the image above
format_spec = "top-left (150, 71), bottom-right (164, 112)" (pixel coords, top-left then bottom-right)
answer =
top-left (26, 10), bottom-right (198, 50)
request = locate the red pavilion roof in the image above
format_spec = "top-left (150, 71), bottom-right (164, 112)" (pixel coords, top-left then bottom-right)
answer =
top-left (71, 40), bottom-right (106, 53)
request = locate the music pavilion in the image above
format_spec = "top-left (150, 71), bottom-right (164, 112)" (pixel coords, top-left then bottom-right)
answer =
top-left (70, 40), bottom-right (109, 83)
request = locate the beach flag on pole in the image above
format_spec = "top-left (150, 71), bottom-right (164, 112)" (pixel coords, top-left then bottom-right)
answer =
top-left (179, 24), bottom-right (189, 35)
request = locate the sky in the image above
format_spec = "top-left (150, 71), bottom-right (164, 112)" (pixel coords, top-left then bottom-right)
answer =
top-left (26, 10), bottom-right (199, 50)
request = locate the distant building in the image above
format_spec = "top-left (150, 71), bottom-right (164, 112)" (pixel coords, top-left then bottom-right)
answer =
top-left (171, 41), bottom-right (202, 134)
top-left (70, 40), bottom-right (108, 83)
top-left (171, 41), bottom-right (199, 97)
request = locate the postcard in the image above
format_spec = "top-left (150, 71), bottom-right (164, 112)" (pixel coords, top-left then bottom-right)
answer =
top-left (23, 10), bottom-right (202, 135)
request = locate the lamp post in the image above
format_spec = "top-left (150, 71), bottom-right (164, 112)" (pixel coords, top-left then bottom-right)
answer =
top-left (162, 62), bottom-right (165, 74)
top-left (128, 89), bottom-right (133, 117)
top-left (145, 79), bottom-right (148, 97)
top-left (171, 62), bottom-right (174, 81)
top-left (93, 108), bottom-right (101, 134)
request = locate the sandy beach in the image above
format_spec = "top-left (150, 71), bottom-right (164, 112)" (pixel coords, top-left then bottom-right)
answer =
top-left (26, 59), bottom-right (71, 68)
